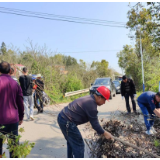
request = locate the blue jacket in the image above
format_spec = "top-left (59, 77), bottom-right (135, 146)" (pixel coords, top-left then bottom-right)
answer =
top-left (137, 91), bottom-right (160, 111)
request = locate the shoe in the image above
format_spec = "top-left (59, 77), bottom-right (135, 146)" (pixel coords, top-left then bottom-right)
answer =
top-left (37, 109), bottom-right (41, 114)
top-left (30, 116), bottom-right (34, 121)
top-left (40, 109), bottom-right (43, 113)
top-left (133, 111), bottom-right (138, 115)
top-left (145, 130), bottom-right (154, 135)
top-left (150, 127), bottom-right (157, 134)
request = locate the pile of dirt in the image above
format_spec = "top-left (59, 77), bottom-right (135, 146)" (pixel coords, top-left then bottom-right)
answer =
top-left (85, 113), bottom-right (160, 158)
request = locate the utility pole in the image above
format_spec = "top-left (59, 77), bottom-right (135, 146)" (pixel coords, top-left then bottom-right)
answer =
top-left (139, 29), bottom-right (145, 92)
top-left (129, 28), bottom-right (144, 91)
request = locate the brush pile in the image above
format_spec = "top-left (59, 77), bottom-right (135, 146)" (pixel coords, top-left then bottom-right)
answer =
top-left (84, 112), bottom-right (160, 158)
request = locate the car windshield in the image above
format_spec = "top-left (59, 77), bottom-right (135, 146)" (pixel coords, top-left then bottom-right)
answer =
top-left (94, 79), bottom-right (110, 85)
top-left (113, 81), bottom-right (120, 87)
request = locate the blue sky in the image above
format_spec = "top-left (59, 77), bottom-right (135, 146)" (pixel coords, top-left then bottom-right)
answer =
top-left (0, 2), bottom-right (136, 73)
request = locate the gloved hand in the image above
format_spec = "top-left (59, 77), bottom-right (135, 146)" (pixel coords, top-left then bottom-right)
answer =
top-left (134, 94), bottom-right (137, 98)
top-left (122, 96), bottom-right (124, 100)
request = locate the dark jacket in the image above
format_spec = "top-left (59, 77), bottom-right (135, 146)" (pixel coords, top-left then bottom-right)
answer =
top-left (60, 95), bottom-right (104, 134)
top-left (19, 75), bottom-right (33, 96)
top-left (35, 79), bottom-right (44, 93)
top-left (120, 78), bottom-right (136, 96)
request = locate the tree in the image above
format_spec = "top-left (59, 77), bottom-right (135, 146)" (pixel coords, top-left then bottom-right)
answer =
top-left (51, 54), bottom-right (64, 65)
top-left (63, 56), bottom-right (78, 67)
top-left (1, 42), bottom-right (7, 55)
top-left (91, 59), bottom-right (110, 77)
top-left (127, 2), bottom-right (160, 50)
top-left (79, 59), bottom-right (86, 70)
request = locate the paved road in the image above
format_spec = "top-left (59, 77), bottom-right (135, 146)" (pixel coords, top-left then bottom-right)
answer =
top-left (3, 94), bottom-right (138, 158)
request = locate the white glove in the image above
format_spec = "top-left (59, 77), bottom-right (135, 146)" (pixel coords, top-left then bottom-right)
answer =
top-left (134, 94), bottom-right (137, 98)
top-left (122, 96), bottom-right (124, 100)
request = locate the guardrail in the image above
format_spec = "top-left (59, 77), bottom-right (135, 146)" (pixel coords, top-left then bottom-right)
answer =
top-left (65, 88), bottom-right (89, 97)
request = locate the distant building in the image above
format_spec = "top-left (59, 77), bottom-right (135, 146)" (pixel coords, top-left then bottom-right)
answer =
top-left (10, 64), bottom-right (25, 76)
top-left (55, 65), bottom-right (68, 75)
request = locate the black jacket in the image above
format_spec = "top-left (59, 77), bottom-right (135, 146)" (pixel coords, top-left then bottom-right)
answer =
top-left (19, 75), bottom-right (33, 96)
top-left (35, 79), bottom-right (44, 93)
top-left (120, 78), bottom-right (136, 96)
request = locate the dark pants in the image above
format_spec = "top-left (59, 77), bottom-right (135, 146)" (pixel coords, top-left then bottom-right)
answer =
top-left (0, 122), bottom-right (19, 158)
top-left (35, 92), bottom-right (43, 111)
top-left (57, 114), bottom-right (84, 158)
top-left (125, 93), bottom-right (136, 113)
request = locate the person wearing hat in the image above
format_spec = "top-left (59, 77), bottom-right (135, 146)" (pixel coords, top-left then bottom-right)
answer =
top-left (137, 91), bottom-right (160, 135)
top-left (32, 76), bottom-right (39, 108)
top-left (57, 86), bottom-right (113, 158)
top-left (35, 74), bottom-right (44, 113)
top-left (120, 75), bottom-right (137, 114)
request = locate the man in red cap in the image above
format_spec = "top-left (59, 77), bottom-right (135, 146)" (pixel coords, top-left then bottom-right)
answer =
top-left (57, 86), bottom-right (112, 158)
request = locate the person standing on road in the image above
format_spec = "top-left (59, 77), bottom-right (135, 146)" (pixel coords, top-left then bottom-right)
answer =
top-left (35, 74), bottom-right (44, 113)
top-left (9, 67), bottom-right (18, 83)
top-left (137, 91), bottom-right (160, 135)
top-left (32, 76), bottom-right (40, 109)
top-left (121, 75), bottom-right (137, 114)
top-left (19, 67), bottom-right (34, 121)
top-left (0, 61), bottom-right (24, 158)
top-left (57, 86), bottom-right (113, 158)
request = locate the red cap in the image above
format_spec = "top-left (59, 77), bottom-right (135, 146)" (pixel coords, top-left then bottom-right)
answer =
top-left (96, 86), bottom-right (110, 100)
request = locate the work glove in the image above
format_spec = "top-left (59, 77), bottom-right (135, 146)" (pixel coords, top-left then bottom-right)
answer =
top-left (122, 96), bottom-right (124, 100)
top-left (134, 94), bottom-right (137, 98)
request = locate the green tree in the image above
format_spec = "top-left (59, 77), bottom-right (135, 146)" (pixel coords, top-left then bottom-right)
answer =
top-left (51, 54), bottom-right (64, 65)
top-left (63, 56), bottom-right (78, 67)
top-left (91, 60), bottom-right (110, 77)
top-left (116, 3), bottom-right (160, 91)
top-left (1, 42), bottom-right (7, 56)
top-left (79, 59), bottom-right (86, 70)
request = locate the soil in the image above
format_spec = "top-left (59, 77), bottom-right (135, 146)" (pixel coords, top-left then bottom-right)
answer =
top-left (84, 111), bottom-right (160, 158)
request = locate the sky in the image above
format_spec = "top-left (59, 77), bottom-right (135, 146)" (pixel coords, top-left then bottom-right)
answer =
top-left (0, 2), bottom-right (136, 74)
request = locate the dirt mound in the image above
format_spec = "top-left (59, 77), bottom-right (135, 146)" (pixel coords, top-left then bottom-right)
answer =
top-left (85, 113), bottom-right (160, 158)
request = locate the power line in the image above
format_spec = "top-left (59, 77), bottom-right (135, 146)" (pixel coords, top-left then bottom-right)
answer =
top-left (0, 10), bottom-right (127, 28)
top-left (0, 6), bottom-right (126, 25)
top-left (58, 50), bottom-right (121, 53)
top-left (0, 6), bottom-right (126, 24)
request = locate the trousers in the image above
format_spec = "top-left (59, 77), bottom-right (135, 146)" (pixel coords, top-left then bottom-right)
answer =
top-left (0, 122), bottom-right (19, 158)
top-left (124, 93), bottom-right (136, 113)
top-left (138, 102), bottom-right (154, 131)
top-left (57, 114), bottom-right (84, 158)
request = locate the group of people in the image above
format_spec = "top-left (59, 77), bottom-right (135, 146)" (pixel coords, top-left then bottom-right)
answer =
top-left (57, 75), bottom-right (160, 158)
top-left (19, 67), bottom-right (44, 120)
top-left (0, 61), bottom-right (44, 158)
top-left (120, 75), bottom-right (160, 135)
top-left (1, 60), bottom-right (160, 158)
